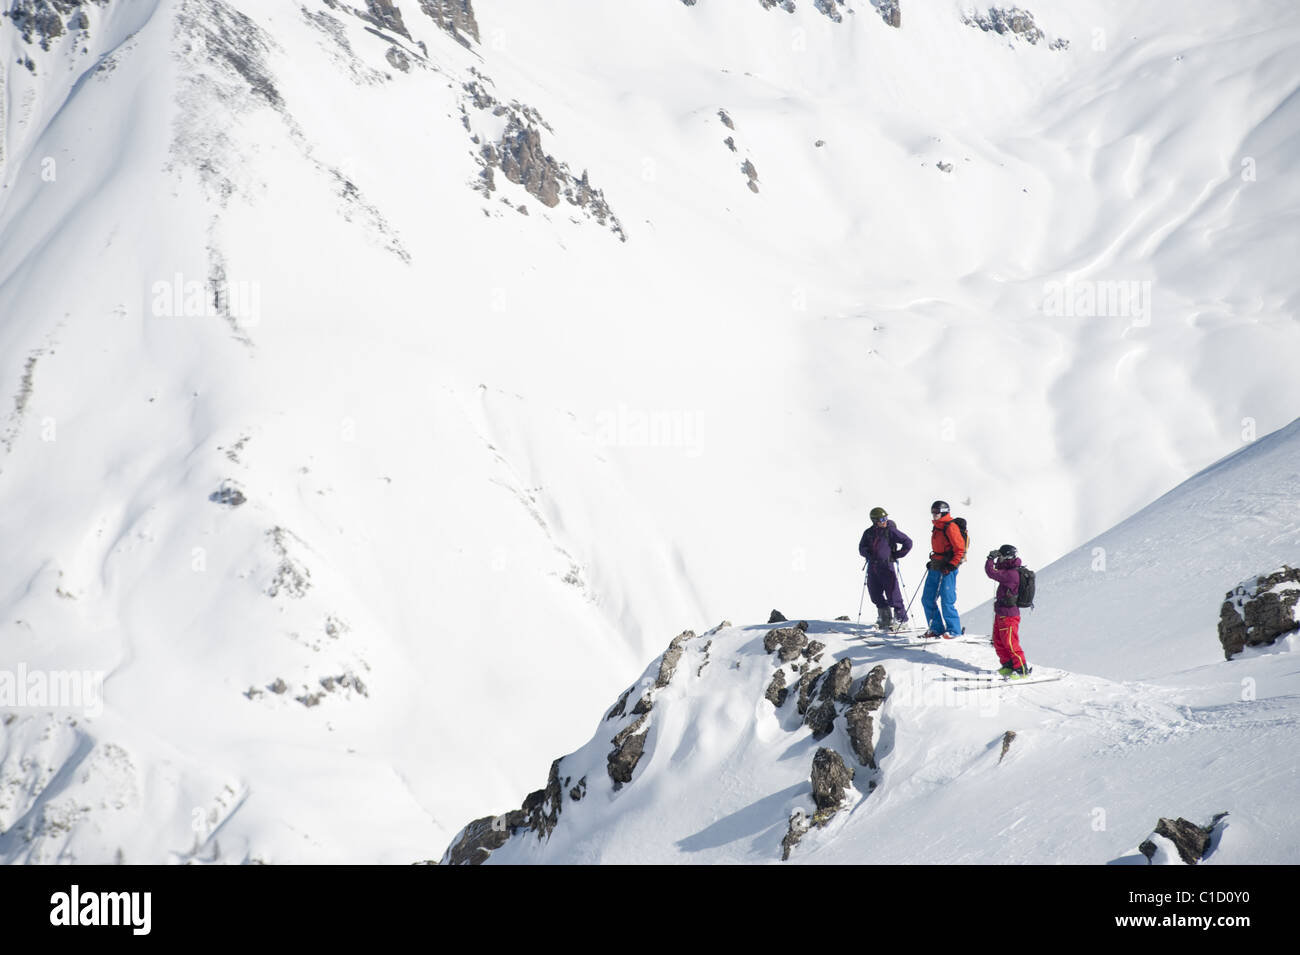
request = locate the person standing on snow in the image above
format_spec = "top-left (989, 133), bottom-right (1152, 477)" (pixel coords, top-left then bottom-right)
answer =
top-left (985, 544), bottom-right (1031, 677)
top-left (858, 507), bottom-right (913, 630)
top-left (921, 500), bottom-right (964, 638)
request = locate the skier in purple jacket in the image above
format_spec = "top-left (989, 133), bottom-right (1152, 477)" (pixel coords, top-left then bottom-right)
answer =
top-left (858, 507), bottom-right (913, 630)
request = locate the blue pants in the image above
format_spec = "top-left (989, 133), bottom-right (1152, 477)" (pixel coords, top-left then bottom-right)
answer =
top-left (922, 567), bottom-right (961, 636)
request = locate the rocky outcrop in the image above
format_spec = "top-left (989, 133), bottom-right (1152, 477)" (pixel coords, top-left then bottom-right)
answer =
top-left (764, 626), bottom-right (808, 662)
top-left (419, 0), bottom-right (479, 45)
top-left (442, 814), bottom-right (515, 865)
top-left (811, 748), bottom-right (854, 814)
top-left (741, 159), bottom-right (760, 194)
top-left (1138, 814), bottom-right (1228, 865)
top-left (963, 6), bottom-right (1068, 49)
top-left (655, 631), bottom-right (695, 687)
top-left (871, 0), bottom-right (901, 28)
top-left (819, 659), bottom-right (854, 704)
top-left (768, 609), bottom-right (787, 623)
top-left (779, 748), bottom-right (853, 858)
top-left (607, 715), bottom-right (648, 788)
top-left (464, 82), bottom-right (625, 240)
top-left (844, 704), bottom-right (876, 767)
top-left (1219, 565), bottom-right (1300, 659)
top-left (4, 0), bottom-right (103, 54)
top-left (814, 0), bottom-right (845, 23)
top-left (804, 700), bottom-right (836, 739)
top-left (852, 664), bottom-right (888, 710)
top-left (999, 730), bottom-right (1016, 763)
top-left (209, 481), bottom-right (247, 507)
top-left (362, 0), bottom-right (410, 38)
top-left (796, 666), bottom-right (824, 715)
top-left (758, 0), bottom-right (796, 13)
top-left (765, 668), bottom-right (788, 707)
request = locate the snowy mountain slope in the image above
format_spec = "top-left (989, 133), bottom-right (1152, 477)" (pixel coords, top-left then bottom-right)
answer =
top-left (449, 413), bottom-right (1300, 864)
top-left (1, 0), bottom-right (1298, 861)
top-left (975, 415), bottom-right (1300, 682)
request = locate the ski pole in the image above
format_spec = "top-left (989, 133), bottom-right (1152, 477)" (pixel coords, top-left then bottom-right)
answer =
top-left (895, 560), bottom-right (909, 614)
top-left (856, 559), bottom-right (869, 623)
top-left (903, 563), bottom-right (922, 620)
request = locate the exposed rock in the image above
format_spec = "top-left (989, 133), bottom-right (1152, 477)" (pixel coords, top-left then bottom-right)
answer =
top-left (267, 678), bottom-right (287, 695)
top-left (1139, 814), bottom-right (1228, 865)
top-left (468, 100), bottom-right (625, 240)
top-left (765, 626), bottom-right (808, 662)
top-left (804, 699), bottom-right (836, 739)
top-left (845, 703), bottom-right (876, 767)
top-left (441, 815), bottom-right (511, 865)
top-left (852, 664), bottom-right (888, 710)
top-left (209, 482), bottom-right (246, 507)
top-left (494, 119), bottom-right (560, 206)
top-left (758, 0), bottom-right (795, 12)
top-left (937, 160), bottom-right (953, 173)
top-left (810, 747), bottom-right (854, 812)
top-left (385, 45), bottom-right (410, 72)
top-left (1219, 565), bottom-right (1300, 659)
top-left (962, 6), bottom-right (1064, 47)
top-left (765, 668), bottom-right (789, 707)
top-left (814, 0), bottom-right (845, 23)
top-left (631, 692), bottom-right (654, 716)
top-left (718, 108), bottom-right (735, 129)
top-left (796, 667), bottom-right (824, 715)
top-left (4, 0), bottom-right (107, 52)
top-left (608, 714), bottom-right (649, 788)
top-left (781, 809), bottom-right (809, 861)
top-left (833, 614), bottom-right (848, 620)
top-left (804, 640), bottom-right (826, 661)
top-left (569, 776), bottom-right (587, 802)
top-left (521, 760), bottom-right (564, 839)
top-left (768, 609), bottom-right (787, 623)
top-left (655, 631), bottom-right (696, 687)
top-left (724, 136), bottom-right (737, 152)
top-left (742, 159), bottom-right (760, 193)
top-left (795, 620), bottom-right (809, 632)
top-left (870, 0), bottom-right (901, 28)
top-left (819, 659), bottom-right (854, 703)
top-left (419, 0), bottom-right (479, 45)
top-left (363, 0), bottom-right (410, 38)
top-left (999, 730), bottom-right (1016, 763)
top-left (266, 527), bottom-right (311, 598)
top-left (696, 639), bottom-right (713, 676)
top-left (605, 686), bottom-right (633, 721)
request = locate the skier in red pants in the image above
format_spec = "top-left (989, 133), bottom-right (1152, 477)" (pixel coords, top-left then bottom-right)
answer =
top-left (985, 544), bottom-right (1031, 678)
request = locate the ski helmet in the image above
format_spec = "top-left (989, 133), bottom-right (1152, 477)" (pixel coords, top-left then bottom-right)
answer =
top-left (998, 544), bottom-right (1017, 559)
top-left (930, 500), bottom-right (950, 515)
top-left (870, 507), bottom-right (888, 522)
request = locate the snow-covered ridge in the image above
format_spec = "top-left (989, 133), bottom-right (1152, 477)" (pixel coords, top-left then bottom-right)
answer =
top-left (440, 608), bottom-right (1298, 864)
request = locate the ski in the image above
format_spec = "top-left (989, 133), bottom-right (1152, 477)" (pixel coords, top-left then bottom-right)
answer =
top-left (951, 676), bottom-right (1063, 690)
top-left (935, 668), bottom-right (1059, 683)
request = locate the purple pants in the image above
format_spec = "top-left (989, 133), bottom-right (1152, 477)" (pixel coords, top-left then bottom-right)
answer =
top-left (867, 562), bottom-right (907, 621)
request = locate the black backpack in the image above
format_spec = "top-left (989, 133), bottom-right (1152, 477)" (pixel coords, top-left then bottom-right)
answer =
top-left (1016, 567), bottom-right (1036, 609)
top-left (948, 517), bottom-right (969, 563)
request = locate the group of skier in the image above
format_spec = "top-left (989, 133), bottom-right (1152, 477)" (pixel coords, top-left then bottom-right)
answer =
top-left (857, 500), bottom-right (1031, 678)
